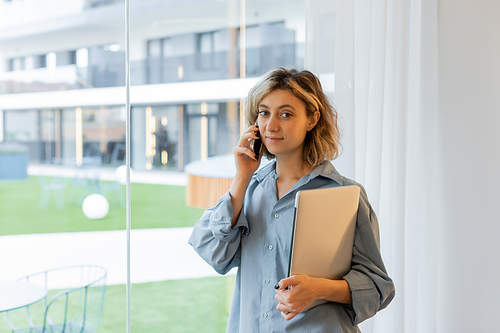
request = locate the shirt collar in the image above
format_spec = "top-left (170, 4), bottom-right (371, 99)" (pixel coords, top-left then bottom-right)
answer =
top-left (254, 159), bottom-right (277, 183)
top-left (254, 159), bottom-right (344, 186)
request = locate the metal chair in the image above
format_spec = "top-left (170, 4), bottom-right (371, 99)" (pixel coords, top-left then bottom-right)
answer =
top-left (68, 176), bottom-right (93, 206)
top-left (68, 157), bottom-right (104, 206)
top-left (6, 265), bottom-right (107, 333)
top-left (38, 176), bottom-right (67, 210)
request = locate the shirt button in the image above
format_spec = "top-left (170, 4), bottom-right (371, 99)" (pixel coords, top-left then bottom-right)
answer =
top-left (263, 313), bottom-right (269, 318)
top-left (268, 245), bottom-right (273, 250)
top-left (274, 214), bottom-right (279, 219)
top-left (265, 279), bottom-right (270, 284)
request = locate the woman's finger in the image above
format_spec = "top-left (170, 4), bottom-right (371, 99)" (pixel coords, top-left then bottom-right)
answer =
top-left (237, 130), bottom-right (260, 148)
top-left (276, 302), bottom-right (295, 313)
top-left (233, 146), bottom-right (258, 161)
top-left (274, 293), bottom-right (283, 304)
top-left (278, 304), bottom-right (298, 321)
top-left (281, 311), bottom-right (298, 321)
top-left (241, 124), bottom-right (259, 136)
top-left (277, 275), bottom-right (298, 290)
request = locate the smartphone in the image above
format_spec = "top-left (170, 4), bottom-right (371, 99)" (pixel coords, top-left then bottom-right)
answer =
top-left (250, 137), bottom-right (263, 156)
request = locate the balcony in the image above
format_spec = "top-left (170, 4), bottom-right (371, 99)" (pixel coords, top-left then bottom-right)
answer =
top-left (0, 43), bottom-right (303, 95)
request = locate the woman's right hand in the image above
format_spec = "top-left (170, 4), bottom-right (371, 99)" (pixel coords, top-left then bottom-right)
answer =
top-left (232, 124), bottom-right (263, 178)
top-left (229, 124), bottom-right (263, 227)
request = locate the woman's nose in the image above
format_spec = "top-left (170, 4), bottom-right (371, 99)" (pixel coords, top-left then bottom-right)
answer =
top-left (266, 115), bottom-right (280, 132)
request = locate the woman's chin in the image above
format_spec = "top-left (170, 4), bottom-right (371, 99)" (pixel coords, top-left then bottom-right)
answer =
top-left (265, 148), bottom-right (280, 156)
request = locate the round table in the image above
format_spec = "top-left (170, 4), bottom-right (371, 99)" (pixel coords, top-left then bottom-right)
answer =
top-left (0, 281), bottom-right (48, 313)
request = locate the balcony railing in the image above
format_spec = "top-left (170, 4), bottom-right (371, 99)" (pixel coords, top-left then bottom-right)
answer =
top-left (0, 44), bottom-right (303, 95)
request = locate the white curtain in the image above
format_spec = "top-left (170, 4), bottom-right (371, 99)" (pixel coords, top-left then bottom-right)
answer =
top-left (305, 0), bottom-right (440, 332)
top-left (306, 0), bottom-right (500, 332)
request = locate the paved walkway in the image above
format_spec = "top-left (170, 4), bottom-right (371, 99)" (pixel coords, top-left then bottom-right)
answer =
top-left (0, 228), bottom-right (236, 289)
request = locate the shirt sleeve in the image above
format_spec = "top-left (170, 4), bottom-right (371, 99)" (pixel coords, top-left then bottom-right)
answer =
top-left (188, 191), bottom-right (250, 275)
top-left (342, 186), bottom-right (395, 325)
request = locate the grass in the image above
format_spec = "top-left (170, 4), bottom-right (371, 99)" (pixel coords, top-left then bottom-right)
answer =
top-left (0, 275), bottom-right (235, 333)
top-left (0, 176), bottom-right (206, 236)
top-left (0, 176), bottom-right (233, 332)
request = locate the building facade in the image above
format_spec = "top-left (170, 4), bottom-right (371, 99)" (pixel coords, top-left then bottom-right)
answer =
top-left (0, 0), bottom-right (306, 171)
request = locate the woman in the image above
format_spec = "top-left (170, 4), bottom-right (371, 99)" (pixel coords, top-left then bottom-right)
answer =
top-left (189, 68), bottom-right (395, 332)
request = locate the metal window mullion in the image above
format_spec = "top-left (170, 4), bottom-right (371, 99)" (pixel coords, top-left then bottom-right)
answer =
top-left (125, 0), bottom-right (131, 332)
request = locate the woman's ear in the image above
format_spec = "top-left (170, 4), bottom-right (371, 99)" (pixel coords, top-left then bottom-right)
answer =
top-left (307, 111), bottom-right (321, 131)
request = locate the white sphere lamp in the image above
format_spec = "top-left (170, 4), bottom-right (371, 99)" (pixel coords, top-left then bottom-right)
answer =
top-left (82, 194), bottom-right (109, 220)
top-left (115, 165), bottom-right (133, 185)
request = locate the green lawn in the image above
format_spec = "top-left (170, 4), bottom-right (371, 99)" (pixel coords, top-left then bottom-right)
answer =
top-left (0, 176), bottom-right (233, 332)
top-left (0, 176), bottom-right (205, 236)
top-left (0, 275), bottom-right (235, 333)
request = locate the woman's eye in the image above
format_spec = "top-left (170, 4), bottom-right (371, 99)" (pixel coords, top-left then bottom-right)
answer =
top-left (258, 110), bottom-right (268, 116)
top-left (282, 112), bottom-right (292, 118)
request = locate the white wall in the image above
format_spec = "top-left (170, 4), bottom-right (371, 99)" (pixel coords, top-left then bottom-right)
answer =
top-left (437, 0), bottom-right (500, 331)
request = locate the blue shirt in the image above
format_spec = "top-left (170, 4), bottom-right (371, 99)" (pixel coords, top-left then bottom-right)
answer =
top-left (188, 160), bottom-right (395, 332)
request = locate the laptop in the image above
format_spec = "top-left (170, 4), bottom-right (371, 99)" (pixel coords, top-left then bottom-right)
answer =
top-left (287, 185), bottom-right (360, 311)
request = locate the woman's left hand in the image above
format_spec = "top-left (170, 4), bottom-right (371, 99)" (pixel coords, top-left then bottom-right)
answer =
top-left (275, 275), bottom-right (319, 321)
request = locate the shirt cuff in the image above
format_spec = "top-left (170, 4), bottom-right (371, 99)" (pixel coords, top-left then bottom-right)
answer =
top-left (209, 191), bottom-right (250, 242)
top-left (343, 269), bottom-right (381, 325)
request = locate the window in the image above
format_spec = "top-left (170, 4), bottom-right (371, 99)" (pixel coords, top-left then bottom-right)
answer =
top-left (197, 31), bottom-right (215, 70)
top-left (162, 38), bottom-right (173, 57)
top-left (7, 58), bottom-right (14, 72)
top-left (147, 39), bottom-right (163, 84)
top-left (6, 58), bottom-right (26, 71)
top-left (0, 1), bottom-right (306, 332)
top-left (18, 57), bottom-right (26, 71)
top-left (56, 50), bottom-right (77, 66)
top-left (35, 54), bottom-right (47, 68)
top-left (68, 50), bottom-right (77, 65)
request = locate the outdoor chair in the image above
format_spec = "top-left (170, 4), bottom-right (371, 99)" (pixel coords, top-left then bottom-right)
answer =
top-left (68, 176), bottom-right (93, 206)
top-left (38, 176), bottom-right (67, 210)
top-left (68, 157), bottom-right (104, 206)
top-left (99, 181), bottom-right (125, 207)
top-left (6, 265), bottom-right (107, 333)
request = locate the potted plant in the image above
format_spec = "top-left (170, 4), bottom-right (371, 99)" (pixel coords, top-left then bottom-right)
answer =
top-left (0, 143), bottom-right (29, 180)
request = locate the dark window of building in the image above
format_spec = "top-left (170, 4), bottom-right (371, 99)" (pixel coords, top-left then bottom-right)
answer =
top-left (197, 32), bottom-right (215, 70)
top-left (68, 50), bottom-right (77, 65)
top-left (56, 50), bottom-right (77, 66)
top-left (147, 39), bottom-right (163, 84)
top-left (7, 59), bottom-right (14, 71)
top-left (9, 58), bottom-right (26, 71)
top-left (35, 54), bottom-right (47, 68)
top-left (162, 38), bottom-right (173, 57)
top-left (19, 57), bottom-right (25, 70)
top-left (87, 45), bottom-right (125, 87)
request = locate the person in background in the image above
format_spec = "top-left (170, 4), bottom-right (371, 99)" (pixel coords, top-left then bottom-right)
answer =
top-left (189, 67), bottom-right (395, 332)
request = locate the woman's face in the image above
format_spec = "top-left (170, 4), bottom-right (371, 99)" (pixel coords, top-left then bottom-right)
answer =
top-left (257, 89), bottom-right (318, 159)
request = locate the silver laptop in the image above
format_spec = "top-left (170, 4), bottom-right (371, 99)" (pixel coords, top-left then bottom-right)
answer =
top-left (287, 185), bottom-right (360, 310)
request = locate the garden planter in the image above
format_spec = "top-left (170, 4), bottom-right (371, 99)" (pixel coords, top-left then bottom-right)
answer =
top-left (0, 143), bottom-right (29, 180)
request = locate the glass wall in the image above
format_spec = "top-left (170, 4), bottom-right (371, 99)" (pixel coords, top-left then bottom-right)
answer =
top-left (131, 105), bottom-right (181, 170)
top-left (0, 1), bottom-right (128, 332)
top-left (4, 110), bottom-right (39, 161)
top-left (130, 101), bottom-right (240, 171)
top-left (0, 0), bottom-right (307, 332)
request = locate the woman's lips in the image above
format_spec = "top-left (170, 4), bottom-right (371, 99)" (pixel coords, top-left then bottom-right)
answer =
top-left (266, 136), bottom-right (283, 142)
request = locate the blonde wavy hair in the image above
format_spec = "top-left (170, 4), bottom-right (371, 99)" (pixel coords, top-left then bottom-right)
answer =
top-left (244, 67), bottom-right (341, 167)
